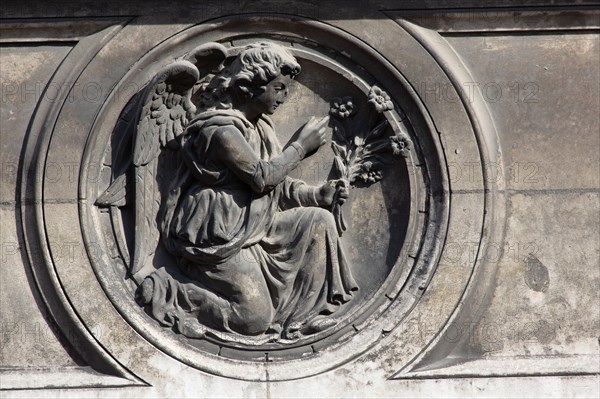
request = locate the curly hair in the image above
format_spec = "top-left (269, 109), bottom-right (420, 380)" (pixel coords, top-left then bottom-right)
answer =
top-left (198, 42), bottom-right (301, 110)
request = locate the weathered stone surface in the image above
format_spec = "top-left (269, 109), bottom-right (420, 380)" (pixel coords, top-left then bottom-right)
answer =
top-left (0, 45), bottom-right (81, 369)
top-left (446, 33), bottom-right (600, 191)
top-left (0, 1), bottom-right (598, 397)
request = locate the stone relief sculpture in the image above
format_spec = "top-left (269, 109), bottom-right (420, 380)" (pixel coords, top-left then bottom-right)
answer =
top-left (96, 42), bottom-right (411, 344)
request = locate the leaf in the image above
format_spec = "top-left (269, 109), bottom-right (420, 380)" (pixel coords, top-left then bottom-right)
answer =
top-left (331, 141), bottom-right (347, 160)
top-left (363, 138), bottom-right (389, 156)
top-left (333, 156), bottom-right (347, 178)
top-left (331, 119), bottom-right (349, 146)
top-left (367, 120), bottom-right (389, 140)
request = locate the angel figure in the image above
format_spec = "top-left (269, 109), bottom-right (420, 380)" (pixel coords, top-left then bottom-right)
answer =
top-left (98, 42), bottom-right (358, 342)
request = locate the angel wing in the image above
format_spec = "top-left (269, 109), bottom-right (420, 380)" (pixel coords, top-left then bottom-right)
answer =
top-left (96, 42), bottom-right (228, 276)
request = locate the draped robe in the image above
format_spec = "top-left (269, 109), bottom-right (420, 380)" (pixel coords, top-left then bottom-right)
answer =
top-left (145, 109), bottom-right (358, 342)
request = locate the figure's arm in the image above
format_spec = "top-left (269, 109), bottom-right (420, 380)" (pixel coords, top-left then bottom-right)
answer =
top-left (212, 116), bottom-right (329, 193)
top-left (212, 126), bottom-right (306, 193)
top-left (280, 177), bottom-right (320, 208)
top-left (281, 178), bottom-right (349, 209)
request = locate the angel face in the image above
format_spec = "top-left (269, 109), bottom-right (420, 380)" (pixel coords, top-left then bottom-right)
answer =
top-left (252, 74), bottom-right (292, 115)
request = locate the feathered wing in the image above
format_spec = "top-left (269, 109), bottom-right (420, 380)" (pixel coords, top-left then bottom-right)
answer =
top-left (129, 61), bottom-right (200, 275)
top-left (186, 42), bottom-right (228, 75)
top-left (186, 42), bottom-right (229, 110)
top-left (96, 43), bottom-right (229, 276)
top-left (95, 61), bottom-right (199, 276)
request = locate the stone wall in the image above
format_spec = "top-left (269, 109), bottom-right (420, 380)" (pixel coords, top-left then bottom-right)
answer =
top-left (1, 1), bottom-right (598, 397)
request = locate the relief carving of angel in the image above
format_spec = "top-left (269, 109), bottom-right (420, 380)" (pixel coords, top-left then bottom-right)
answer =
top-left (97, 42), bottom-right (358, 343)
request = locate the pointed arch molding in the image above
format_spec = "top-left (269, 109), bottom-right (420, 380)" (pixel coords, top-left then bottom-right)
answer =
top-left (17, 14), bottom-right (501, 384)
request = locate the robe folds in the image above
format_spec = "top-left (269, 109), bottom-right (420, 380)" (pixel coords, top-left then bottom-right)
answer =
top-left (146, 109), bottom-right (358, 341)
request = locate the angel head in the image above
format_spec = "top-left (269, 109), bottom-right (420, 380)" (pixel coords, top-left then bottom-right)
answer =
top-left (201, 43), bottom-right (301, 117)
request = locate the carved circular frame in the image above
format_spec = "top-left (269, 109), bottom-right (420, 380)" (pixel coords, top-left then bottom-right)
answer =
top-left (81, 17), bottom-right (446, 375)
top-left (20, 14), bottom-right (501, 383)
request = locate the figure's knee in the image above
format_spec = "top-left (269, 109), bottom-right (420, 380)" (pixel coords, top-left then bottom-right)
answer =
top-left (228, 283), bottom-right (274, 335)
top-left (310, 207), bottom-right (337, 233)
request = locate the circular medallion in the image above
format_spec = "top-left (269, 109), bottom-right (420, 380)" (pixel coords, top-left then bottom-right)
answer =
top-left (82, 20), bottom-right (444, 374)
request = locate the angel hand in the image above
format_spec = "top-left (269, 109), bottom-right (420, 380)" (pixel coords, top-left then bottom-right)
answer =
top-left (296, 116), bottom-right (329, 155)
top-left (317, 179), bottom-right (348, 207)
